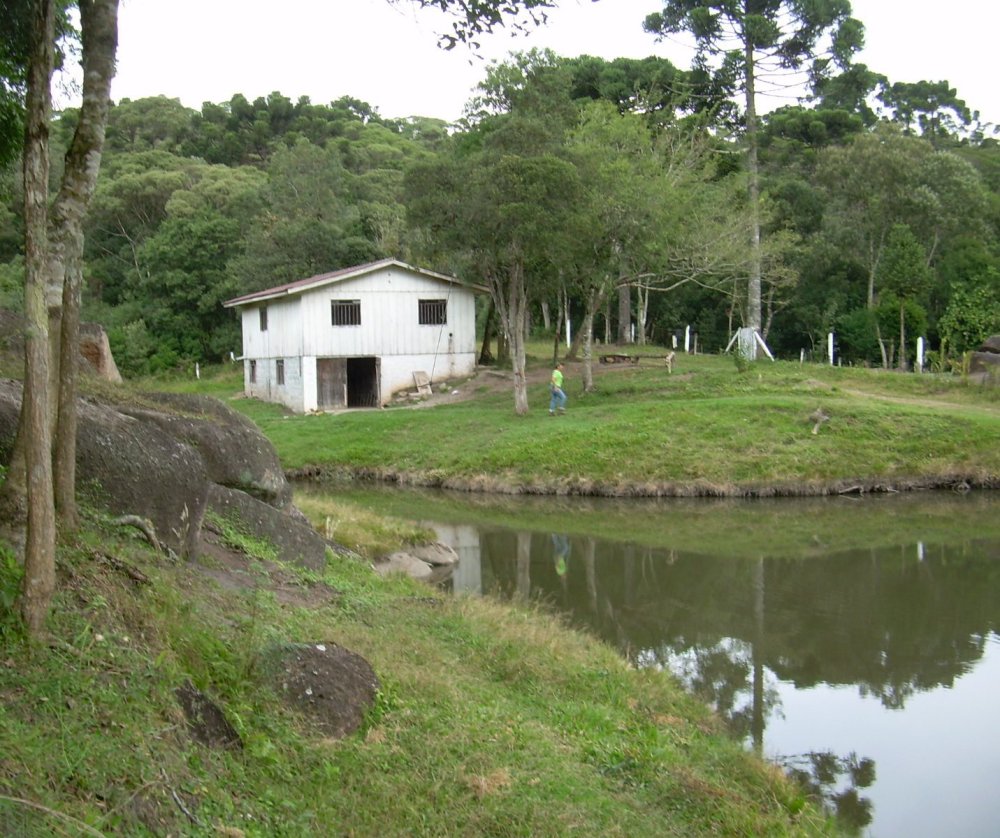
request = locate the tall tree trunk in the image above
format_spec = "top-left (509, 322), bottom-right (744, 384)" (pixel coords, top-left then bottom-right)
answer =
top-left (508, 264), bottom-right (529, 415)
top-left (616, 281), bottom-right (631, 345)
top-left (496, 326), bottom-right (509, 366)
top-left (581, 289), bottom-right (597, 393)
top-left (636, 284), bottom-right (649, 346)
top-left (898, 302), bottom-right (907, 371)
top-left (52, 0), bottom-right (119, 531)
top-left (55, 250), bottom-right (82, 529)
top-left (551, 285), bottom-right (563, 365)
top-left (490, 260), bottom-right (529, 415)
top-left (478, 297), bottom-right (495, 364)
top-left (875, 321), bottom-right (889, 369)
top-left (744, 32), bottom-right (762, 339)
top-left (20, 0), bottom-right (57, 637)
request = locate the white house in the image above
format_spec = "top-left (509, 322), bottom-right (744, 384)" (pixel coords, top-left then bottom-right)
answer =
top-left (223, 259), bottom-right (482, 412)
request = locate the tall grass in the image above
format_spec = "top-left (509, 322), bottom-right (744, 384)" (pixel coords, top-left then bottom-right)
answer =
top-left (0, 516), bottom-right (834, 835)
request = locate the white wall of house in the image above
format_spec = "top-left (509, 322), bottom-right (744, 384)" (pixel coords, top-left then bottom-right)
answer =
top-left (243, 353), bottom-right (307, 412)
top-left (233, 262), bottom-right (479, 411)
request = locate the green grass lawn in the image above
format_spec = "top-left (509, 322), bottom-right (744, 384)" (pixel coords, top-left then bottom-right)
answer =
top-left (173, 348), bottom-right (999, 496)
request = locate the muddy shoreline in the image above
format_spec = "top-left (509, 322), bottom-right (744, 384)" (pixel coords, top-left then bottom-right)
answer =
top-left (288, 464), bottom-right (999, 498)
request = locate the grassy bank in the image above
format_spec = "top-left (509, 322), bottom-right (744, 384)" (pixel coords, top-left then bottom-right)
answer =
top-left (4, 345), bottom-right (979, 835)
top-left (0, 513), bottom-right (833, 836)
top-left (184, 348), bottom-right (1000, 496)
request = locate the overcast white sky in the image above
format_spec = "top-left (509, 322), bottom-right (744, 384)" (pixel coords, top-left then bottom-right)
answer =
top-left (97, 0), bottom-right (998, 127)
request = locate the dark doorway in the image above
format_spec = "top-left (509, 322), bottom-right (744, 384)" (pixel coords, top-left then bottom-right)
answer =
top-left (346, 357), bottom-right (380, 407)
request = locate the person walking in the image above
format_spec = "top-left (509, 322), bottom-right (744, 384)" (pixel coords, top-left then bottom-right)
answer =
top-left (549, 362), bottom-right (567, 415)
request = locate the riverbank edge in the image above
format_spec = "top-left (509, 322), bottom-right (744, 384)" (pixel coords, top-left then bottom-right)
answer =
top-left (288, 464), bottom-right (1000, 498)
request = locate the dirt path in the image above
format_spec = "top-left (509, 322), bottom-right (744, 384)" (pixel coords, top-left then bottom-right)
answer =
top-left (405, 356), bottom-right (644, 408)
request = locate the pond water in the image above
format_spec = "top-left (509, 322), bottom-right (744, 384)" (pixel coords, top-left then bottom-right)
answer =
top-left (299, 484), bottom-right (1000, 837)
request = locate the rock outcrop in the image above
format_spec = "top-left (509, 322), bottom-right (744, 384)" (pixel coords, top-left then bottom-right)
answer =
top-left (969, 335), bottom-right (1000, 385)
top-left (0, 310), bottom-right (122, 382)
top-left (0, 380), bottom-right (327, 568)
top-left (373, 541), bottom-right (459, 582)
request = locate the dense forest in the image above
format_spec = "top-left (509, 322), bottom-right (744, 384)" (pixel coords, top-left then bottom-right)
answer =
top-left (2, 35), bottom-right (998, 378)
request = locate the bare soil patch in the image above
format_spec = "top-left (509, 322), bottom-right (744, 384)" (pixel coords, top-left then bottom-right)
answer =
top-left (405, 355), bottom-right (651, 409)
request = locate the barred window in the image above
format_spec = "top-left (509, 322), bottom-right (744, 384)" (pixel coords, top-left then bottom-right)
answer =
top-left (276, 359), bottom-right (285, 386)
top-left (259, 306), bottom-right (268, 331)
top-left (332, 299), bottom-right (361, 326)
top-left (249, 359), bottom-right (257, 383)
top-left (418, 299), bottom-right (447, 325)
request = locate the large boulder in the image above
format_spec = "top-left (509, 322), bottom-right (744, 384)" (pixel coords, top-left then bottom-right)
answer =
top-left (75, 393), bottom-right (208, 558)
top-left (0, 379), bottom-right (323, 567)
top-left (207, 484), bottom-right (327, 571)
top-left (969, 334), bottom-right (1000, 385)
top-left (79, 322), bottom-right (123, 383)
top-left (119, 392), bottom-right (292, 508)
top-left (0, 310), bottom-right (122, 382)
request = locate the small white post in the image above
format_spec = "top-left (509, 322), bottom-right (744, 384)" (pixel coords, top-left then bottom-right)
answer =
top-left (565, 318), bottom-right (571, 348)
top-left (828, 332), bottom-right (835, 366)
top-left (916, 336), bottom-right (925, 373)
top-left (800, 348), bottom-right (805, 364)
top-left (195, 362), bottom-right (200, 379)
top-left (684, 325), bottom-right (691, 353)
top-left (672, 334), bottom-right (678, 349)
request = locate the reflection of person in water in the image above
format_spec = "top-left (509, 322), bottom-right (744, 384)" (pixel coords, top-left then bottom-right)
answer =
top-left (551, 533), bottom-right (570, 578)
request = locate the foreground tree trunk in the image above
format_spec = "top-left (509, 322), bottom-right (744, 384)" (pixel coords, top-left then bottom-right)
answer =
top-left (52, 0), bottom-right (119, 530)
top-left (19, 0), bottom-right (57, 636)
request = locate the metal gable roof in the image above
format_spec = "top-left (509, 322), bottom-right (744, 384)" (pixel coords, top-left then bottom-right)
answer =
top-left (222, 259), bottom-right (484, 308)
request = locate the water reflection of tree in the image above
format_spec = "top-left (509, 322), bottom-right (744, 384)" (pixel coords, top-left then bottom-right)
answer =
top-left (479, 528), bottom-right (999, 720)
top-left (645, 639), bottom-right (782, 746)
top-left (480, 532), bottom-right (1000, 706)
top-left (473, 526), bottom-right (1000, 831)
top-left (780, 751), bottom-right (876, 835)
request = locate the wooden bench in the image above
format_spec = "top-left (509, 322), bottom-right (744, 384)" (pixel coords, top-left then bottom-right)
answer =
top-left (599, 353), bottom-right (639, 365)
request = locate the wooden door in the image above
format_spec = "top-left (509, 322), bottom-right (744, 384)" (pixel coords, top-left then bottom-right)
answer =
top-left (316, 358), bottom-right (346, 409)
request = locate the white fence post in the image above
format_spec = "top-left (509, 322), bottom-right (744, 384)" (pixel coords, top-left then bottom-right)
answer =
top-left (828, 332), bottom-right (835, 366)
